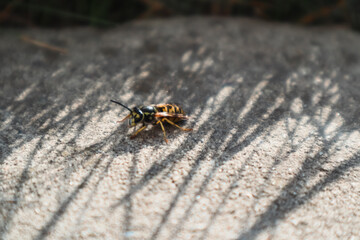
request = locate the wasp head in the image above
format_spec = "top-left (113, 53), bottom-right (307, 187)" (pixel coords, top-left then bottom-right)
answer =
top-left (111, 100), bottom-right (145, 127)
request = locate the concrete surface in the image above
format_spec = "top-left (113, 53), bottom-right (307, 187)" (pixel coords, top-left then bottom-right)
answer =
top-left (0, 17), bottom-right (359, 240)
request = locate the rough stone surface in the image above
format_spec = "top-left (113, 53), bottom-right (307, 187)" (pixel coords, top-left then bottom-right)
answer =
top-left (0, 17), bottom-right (359, 240)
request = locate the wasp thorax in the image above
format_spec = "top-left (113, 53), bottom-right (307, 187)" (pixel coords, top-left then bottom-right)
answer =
top-left (129, 107), bottom-right (144, 126)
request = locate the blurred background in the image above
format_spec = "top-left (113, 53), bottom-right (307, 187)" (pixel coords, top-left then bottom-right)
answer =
top-left (1, 0), bottom-right (359, 30)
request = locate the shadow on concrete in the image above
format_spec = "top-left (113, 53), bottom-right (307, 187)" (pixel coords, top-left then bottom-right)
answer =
top-left (0, 18), bottom-right (359, 239)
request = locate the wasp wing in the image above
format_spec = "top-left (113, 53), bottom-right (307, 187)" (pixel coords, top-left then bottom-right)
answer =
top-left (154, 112), bottom-right (189, 119)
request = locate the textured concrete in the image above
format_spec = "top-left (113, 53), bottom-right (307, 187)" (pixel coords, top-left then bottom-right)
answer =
top-left (0, 17), bottom-right (359, 240)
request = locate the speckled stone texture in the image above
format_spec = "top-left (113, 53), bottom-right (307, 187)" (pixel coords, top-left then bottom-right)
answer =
top-left (0, 18), bottom-right (359, 240)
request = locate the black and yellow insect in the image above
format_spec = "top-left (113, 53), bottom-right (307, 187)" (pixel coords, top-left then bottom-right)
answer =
top-left (110, 100), bottom-right (192, 143)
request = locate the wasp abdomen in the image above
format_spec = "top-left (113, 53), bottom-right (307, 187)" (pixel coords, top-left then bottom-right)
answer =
top-left (155, 104), bottom-right (186, 123)
top-left (157, 104), bottom-right (184, 113)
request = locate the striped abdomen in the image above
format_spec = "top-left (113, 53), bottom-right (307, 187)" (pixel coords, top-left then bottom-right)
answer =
top-left (155, 104), bottom-right (186, 123)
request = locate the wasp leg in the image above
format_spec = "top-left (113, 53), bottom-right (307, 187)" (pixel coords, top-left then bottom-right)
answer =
top-left (117, 114), bottom-right (131, 123)
top-left (162, 118), bottom-right (193, 131)
top-left (156, 120), bottom-right (169, 144)
top-left (130, 125), bottom-right (147, 139)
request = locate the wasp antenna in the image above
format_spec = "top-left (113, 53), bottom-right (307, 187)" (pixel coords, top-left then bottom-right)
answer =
top-left (110, 100), bottom-right (132, 112)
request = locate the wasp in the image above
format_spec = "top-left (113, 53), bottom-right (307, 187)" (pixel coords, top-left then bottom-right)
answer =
top-left (110, 100), bottom-right (192, 143)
